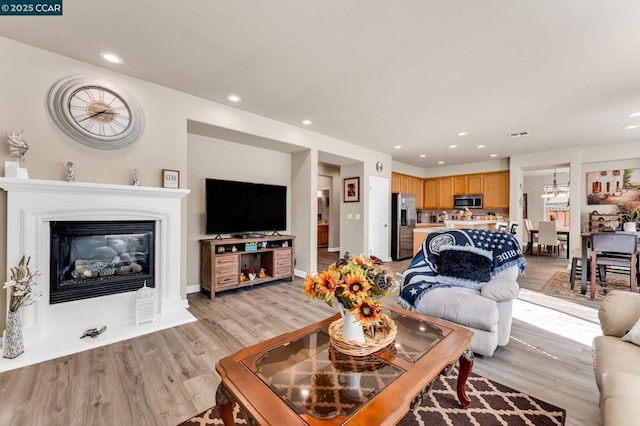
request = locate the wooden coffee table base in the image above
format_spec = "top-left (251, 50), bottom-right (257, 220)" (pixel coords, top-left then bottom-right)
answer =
top-left (216, 348), bottom-right (474, 425)
top-left (457, 348), bottom-right (474, 408)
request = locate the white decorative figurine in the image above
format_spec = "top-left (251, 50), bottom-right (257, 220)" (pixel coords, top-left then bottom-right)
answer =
top-left (5, 129), bottom-right (30, 178)
top-left (65, 161), bottom-right (74, 182)
top-left (132, 169), bottom-right (140, 186)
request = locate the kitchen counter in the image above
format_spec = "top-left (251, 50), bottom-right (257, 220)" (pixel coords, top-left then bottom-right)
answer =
top-left (413, 226), bottom-right (446, 253)
top-left (413, 220), bottom-right (502, 255)
top-left (444, 219), bottom-right (500, 230)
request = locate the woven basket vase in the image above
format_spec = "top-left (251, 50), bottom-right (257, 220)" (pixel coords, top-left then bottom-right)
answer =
top-left (328, 313), bottom-right (397, 356)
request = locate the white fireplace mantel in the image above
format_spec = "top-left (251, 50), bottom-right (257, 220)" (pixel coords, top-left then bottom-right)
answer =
top-left (0, 177), bottom-right (195, 372)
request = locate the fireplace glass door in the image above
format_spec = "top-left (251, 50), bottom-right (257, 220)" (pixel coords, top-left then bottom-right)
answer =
top-left (50, 221), bottom-right (155, 304)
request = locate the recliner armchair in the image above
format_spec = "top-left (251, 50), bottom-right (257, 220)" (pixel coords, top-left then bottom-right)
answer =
top-left (411, 266), bottom-right (520, 356)
top-left (399, 228), bottom-right (526, 357)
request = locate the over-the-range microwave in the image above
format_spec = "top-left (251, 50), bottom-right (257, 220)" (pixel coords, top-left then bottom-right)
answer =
top-left (453, 194), bottom-right (483, 209)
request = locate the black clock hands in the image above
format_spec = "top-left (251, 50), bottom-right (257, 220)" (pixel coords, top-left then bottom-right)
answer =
top-left (78, 110), bottom-right (116, 123)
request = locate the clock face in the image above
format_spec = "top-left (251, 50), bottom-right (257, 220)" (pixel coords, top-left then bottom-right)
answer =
top-left (48, 76), bottom-right (144, 149)
top-left (68, 86), bottom-right (132, 137)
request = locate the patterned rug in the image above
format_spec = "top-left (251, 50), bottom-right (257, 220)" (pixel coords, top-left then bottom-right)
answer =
top-left (541, 270), bottom-right (631, 304)
top-left (178, 370), bottom-right (565, 426)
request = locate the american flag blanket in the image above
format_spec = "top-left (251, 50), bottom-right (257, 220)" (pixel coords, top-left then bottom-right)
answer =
top-left (398, 228), bottom-right (526, 311)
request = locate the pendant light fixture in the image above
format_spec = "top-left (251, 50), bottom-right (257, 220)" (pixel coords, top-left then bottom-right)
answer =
top-left (541, 168), bottom-right (569, 199)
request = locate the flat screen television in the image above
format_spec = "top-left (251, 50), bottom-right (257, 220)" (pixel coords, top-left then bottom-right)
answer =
top-left (205, 178), bottom-right (287, 236)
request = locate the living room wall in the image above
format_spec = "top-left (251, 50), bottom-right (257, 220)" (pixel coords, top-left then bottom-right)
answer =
top-left (185, 133), bottom-right (292, 289)
top-left (0, 36), bottom-right (393, 331)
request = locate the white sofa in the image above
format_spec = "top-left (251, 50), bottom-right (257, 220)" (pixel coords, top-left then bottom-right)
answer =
top-left (592, 291), bottom-right (640, 425)
top-left (412, 266), bottom-right (520, 356)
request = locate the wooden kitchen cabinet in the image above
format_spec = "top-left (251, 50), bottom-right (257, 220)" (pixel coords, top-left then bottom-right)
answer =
top-left (392, 172), bottom-right (424, 208)
top-left (437, 177), bottom-right (455, 209)
top-left (468, 174), bottom-right (484, 194)
top-left (483, 171), bottom-right (509, 208)
top-left (453, 176), bottom-right (467, 195)
top-left (409, 177), bottom-right (424, 209)
top-left (392, 173), bottom-right (402, 193)
top-left (400, 174), bottom-right (411, 194)
top-left (423, 179), bottom-right (437, 209)
top-left (317, 224), bottom-right (328, 247)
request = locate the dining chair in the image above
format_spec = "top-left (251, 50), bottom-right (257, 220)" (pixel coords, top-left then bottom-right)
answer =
top-left (590, 233), bottom-right (638, 300)
top-left (495, 221), bottom-right (508, 231)
top-left (537, 221), bottom-right (560, 257)
top-left (524, 219), bottom-right (537, 253)
top-left (555, 222), bottom-right (568, 256)
top-left (569, 248), bottom-right (604, 289)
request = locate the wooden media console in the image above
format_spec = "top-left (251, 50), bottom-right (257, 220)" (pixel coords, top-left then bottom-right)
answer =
top-left (200, 235), bottom-right (295, 299)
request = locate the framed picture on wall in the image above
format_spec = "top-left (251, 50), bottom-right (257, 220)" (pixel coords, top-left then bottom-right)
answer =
top-left (162, 169), bottom-right (180, 188)
top-left (586, 168), bottom-right (640, 205)
top-left (344, 177), bottom-right (360, 203)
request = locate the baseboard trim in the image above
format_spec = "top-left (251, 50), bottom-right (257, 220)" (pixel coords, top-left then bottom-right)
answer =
top-left (187, 284), bottom-right (201, 294)
top-left (327, 247), bottom-right (340, 252)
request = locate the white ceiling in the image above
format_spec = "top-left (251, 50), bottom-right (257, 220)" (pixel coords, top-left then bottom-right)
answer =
top-left (2, 1), bottom-right (640, 168)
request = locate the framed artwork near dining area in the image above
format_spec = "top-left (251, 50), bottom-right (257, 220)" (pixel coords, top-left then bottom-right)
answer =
top-left (587, 168), bottom-right (640, 205)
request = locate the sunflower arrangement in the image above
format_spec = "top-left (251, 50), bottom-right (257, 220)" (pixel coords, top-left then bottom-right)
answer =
top-left (304, 253), bottom-right (397, 327)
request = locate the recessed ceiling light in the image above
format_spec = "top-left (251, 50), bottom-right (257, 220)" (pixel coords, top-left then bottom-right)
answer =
top-left (624, 124), bottom-right (640, 130)
top-left (438, 161), bottom-right (445, 165)
top-left (477, 145), bottom-right (486, 148)
top-left (490, 154), bottom-right (498, 157)
top-left (419, 154), bottom-right (427, 158)
top-left (457, 132), bottom-right (469, 136)
top-left (227, 94), bottom-right (242, 102)
top-left (394, 145), bottom-right (402, 149)
top-left (99, 52), bottom-right (124, 64)
top-left (302, 119), bottom-right (312, 125)
top-left (628, 112), bottom-right (640, 118)
top-left (449, 145), bottom-right (457, 149)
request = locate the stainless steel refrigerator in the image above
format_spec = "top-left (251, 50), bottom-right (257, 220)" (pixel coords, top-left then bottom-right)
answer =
top-left (391, 193), bottom-right (416, 260)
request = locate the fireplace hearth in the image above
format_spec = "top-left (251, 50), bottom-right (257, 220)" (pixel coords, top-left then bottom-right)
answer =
top-left (50, 220), bottom-right (155, 304)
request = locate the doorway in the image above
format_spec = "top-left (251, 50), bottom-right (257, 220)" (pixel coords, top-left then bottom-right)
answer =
top-left (369, 176), bottom-right (390, 260)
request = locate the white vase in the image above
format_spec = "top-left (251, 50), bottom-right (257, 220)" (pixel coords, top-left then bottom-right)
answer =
top-left (339, 305), bottom-right (365, 343)
top-left (342, 372), bottom-right (364, 400)
top-left (624, 222), bottom-right (637, 233)
top-left (3, 309), bottom-right (24, 359)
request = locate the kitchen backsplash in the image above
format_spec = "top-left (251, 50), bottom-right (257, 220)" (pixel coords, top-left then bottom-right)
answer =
top-left (417, 208), bottom-right (509, 223)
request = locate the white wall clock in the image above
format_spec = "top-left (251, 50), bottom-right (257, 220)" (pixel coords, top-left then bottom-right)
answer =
top-left (48, 75), bottom-right (144, 149)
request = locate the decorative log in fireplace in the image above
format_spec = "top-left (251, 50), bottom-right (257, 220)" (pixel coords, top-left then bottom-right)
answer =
top-left (50, 221), bottom-right (155, 304)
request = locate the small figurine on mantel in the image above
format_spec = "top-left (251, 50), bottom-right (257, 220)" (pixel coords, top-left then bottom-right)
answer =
top-left (132, 168), bottom-right (140, 186)
top-left (5, 129), bottom-right (30, 178)
top-left (80, 326), bottom-right (107, 339)
top-left (65, 161), bottom-right (74, 182)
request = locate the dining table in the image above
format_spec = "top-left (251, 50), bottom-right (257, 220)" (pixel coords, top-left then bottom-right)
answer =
top-left (527, 228), bottom-right (570, 259)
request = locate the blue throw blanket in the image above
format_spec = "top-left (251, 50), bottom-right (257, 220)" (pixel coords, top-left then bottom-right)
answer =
top-left (398, 228), bottom-right (526, 311)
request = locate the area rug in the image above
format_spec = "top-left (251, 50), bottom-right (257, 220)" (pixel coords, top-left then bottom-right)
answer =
top-left (178, 370), bottom-right (566, 425)
top-left (541, 270), bottom-right (630, 304)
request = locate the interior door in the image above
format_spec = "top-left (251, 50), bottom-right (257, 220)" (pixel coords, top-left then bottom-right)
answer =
top-left (369, 176), bottom-right (390, 260)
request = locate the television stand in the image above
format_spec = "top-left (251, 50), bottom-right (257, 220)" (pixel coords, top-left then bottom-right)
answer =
top-left (200, 234), bottom-right (295, 299)
top-left (233, 232), bottom-right (266, 239)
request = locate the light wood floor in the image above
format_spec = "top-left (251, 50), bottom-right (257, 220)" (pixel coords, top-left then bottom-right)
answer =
top-left (0, 252), bottom-right (603, 426)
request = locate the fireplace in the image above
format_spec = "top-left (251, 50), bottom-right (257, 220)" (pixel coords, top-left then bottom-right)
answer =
top-left (0, 178), bottom-right (194, 373)
top-left (50, 221), bottom-right (155, 304)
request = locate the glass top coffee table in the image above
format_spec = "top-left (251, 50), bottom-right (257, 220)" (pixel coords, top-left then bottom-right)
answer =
top-left (215, 304), bottom-right (474, 425)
